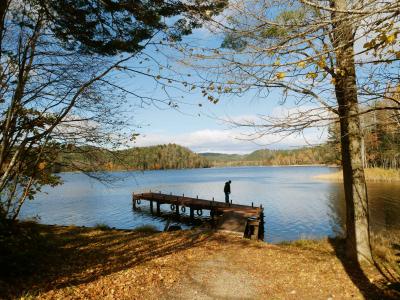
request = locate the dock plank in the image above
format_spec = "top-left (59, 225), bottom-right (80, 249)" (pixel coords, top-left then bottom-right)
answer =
top-left (133, 192), bottom-right (264, 239)
top-left (134, 192), bottom-right (260, 213)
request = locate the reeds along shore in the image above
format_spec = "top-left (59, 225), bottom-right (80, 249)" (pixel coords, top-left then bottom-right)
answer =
top-left (314, 168), bottom-right (400, 182)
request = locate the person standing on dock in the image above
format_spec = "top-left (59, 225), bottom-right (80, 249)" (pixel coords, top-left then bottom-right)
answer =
top-left (224, 180), bottom-right (231, 203)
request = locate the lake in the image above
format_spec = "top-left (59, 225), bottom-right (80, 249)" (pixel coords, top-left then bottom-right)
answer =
top-left (20, 166), bottom-right (400, 243)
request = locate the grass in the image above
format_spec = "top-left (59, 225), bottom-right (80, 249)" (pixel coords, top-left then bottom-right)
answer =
top-left (370, 230), bottom-right (400, 283)
top-left (278, 238), bottom-right (326, 248)
top-left (133, 224), bottom-right (159, 233)
top-left (315, 167), bottom-right (400, 182)
top-left (280, 233), bottom-right (400, 286)
top-left (94, 223), bottom-right (112, 230)
top-left (94, 223), bottom-right (159, 233)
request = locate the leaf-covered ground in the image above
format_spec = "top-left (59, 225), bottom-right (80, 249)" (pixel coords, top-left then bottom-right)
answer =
top-left (0, 224), bottom-right (398, 299)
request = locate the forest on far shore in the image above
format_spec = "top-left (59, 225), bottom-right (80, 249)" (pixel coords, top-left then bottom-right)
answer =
top-left (56, 143), bottom-right (337, 172)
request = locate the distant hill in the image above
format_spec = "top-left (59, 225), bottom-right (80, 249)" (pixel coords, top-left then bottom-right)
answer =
top-left (199, 145), bottom-right (336, 167)
top-left (56, 144), bottom-right (211, 172)
top-left (55, 143), bottom-right (336, 172)
top-left (199, 153), bottom-right (243, 162)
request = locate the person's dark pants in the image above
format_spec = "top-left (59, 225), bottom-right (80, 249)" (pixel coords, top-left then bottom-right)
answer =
top-left (225, 193), bottom-right (229, 203)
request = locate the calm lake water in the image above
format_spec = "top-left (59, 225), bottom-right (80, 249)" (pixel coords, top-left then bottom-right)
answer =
top-left (20, 166), bottom-right (400, 243)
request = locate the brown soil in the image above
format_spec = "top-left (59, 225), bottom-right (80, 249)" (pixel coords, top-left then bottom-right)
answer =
top-left (0, 225), bottom-right (398, 299)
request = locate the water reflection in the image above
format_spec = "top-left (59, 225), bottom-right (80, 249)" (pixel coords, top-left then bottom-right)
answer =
top-left (367, 182), bottom-right (400, 233)
top-left (326, 182), bottom-right (346, 238)
top-left (19, 167), bottom-right (400, 243)
top-left (324, 181), bottom-right (400, 237)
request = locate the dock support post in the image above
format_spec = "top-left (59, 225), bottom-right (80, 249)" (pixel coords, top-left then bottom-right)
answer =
top-left (150, 200), bottom-right (153, 214)
top-left (132, 193), bottom-right (136, 210)
top-left (259, 211), bottom-right (265, 240)
top-left (190, 207), bottom-right (194, 222)
top-left (156, 202), bottom-right (161, 216)
top-left (175, 203), bottom-right (179, 217)
top-left (252, 224), bottom-right (259, 240)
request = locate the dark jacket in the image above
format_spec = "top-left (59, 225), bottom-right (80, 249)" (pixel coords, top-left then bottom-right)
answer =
top-left (224, 182), bottom-right (231, 193)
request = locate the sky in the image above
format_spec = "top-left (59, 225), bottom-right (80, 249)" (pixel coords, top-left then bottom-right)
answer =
top-left (115, 27), bottom-right (330, 154)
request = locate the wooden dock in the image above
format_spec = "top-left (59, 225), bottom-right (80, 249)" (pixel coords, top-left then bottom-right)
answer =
top-left (132, 192), bottom-right (264, 240)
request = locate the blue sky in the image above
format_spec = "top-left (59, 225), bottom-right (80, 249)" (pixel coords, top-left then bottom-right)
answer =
top-left (116, 28), bottom-right (329, 154)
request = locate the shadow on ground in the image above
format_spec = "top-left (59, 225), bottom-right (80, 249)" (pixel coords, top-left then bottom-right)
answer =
top-left (391, 242), bottom-right (400, 292)
top-left (328, 238), bottom-right (399, 300)
top-left (0, 223), bottom-right (218, 299)
top-left (394, 243), bottom-right (400, 263)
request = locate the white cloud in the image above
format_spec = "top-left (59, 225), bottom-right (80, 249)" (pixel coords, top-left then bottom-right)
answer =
top-left (132, 126), bottom-right (328, 154)
top-left (52, 115), bottom-right (102, 139)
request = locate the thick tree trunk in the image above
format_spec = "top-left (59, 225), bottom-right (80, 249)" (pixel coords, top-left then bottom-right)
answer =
top-left (336, 87), bottom-right (372, 263)
top-left (330, 0), bottom-right (372, 263)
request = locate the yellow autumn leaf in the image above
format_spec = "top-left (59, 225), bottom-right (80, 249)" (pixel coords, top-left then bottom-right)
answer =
top-left (306, 72), bottom-right (317, 79)
top-left (317, 59), bottom-right (326, 68)
top-left (297, 61), bottom-right (306, 68)
top-left (386, 34), bottom-right (396, 44)
top-left (273, 59), bottom-right (281, 66)
top-left (38, 162), bottom-right (46, 170)
top-left (330, 78), bottom-right (336, 85)
top-left (276, 72), bottom-right (285, 79)
top-left (379, 34), bottom-right (387, 42)
top-left (224, 87), bottom-right (232, 92)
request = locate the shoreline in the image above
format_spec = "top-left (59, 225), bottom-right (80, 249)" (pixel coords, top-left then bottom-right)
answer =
top-left (56, 164), bottom-right (338, 174)
top-left (314, 167), bottom-right (400, 182)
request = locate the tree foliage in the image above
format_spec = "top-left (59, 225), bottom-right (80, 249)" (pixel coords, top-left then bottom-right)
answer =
top-left (39, 0), bottom-right (227, 55)
top-left (176, 0), bottom-right (400, 263)
top-left (328, 87), bottom-right (400, 169)
top-left (57, 144), bottom-right (211, 171)
top-left (0, 0), bottom-right (227, 222)
top-left (202, 146), bottom-right (336, 166)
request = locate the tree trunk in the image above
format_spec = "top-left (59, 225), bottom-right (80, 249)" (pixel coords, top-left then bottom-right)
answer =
top-left (330, 0), bottom-right (372, 263)
top-left (0, 0), bottom-right (10, 61)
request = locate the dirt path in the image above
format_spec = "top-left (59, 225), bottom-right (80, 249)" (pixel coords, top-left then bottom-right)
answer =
top-left (162, 242), bottom-right (353, 300)
top-left (163, 249), bottom-right (261, 300)
top-left (160, 232), bottom-right (394, 300)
